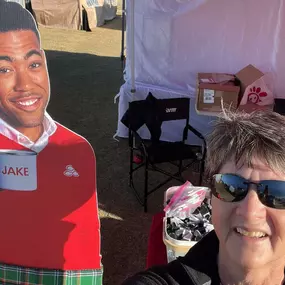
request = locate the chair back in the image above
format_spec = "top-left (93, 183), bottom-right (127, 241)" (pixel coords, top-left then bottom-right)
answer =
top-left (154, 97), bottom-right (190, 123)
top-left (121, 93), bottom-right (190, 142)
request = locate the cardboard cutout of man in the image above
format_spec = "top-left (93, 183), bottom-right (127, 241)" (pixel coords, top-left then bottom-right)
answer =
top-left (0, 1), bottom-right (102, 284)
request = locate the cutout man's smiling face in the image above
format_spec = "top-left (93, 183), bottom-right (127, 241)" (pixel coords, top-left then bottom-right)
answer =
top-left (0, 30), bottom-right (50, 129)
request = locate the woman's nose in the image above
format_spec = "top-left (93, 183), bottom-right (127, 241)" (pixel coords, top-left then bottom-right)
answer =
top-left (235, 188), bottom-right (267, 220)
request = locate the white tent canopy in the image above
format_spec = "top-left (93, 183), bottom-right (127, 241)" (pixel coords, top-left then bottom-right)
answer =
top-left (115, 0), bottom-right (285, 145)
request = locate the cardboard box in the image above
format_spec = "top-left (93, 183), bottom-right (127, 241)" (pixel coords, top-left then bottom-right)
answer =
top-left (196, 73), bottom-right (240, 114)
top-left (236, 65), bottom-right (274, 112)
top-left (196, 64), bottom-right (274, 115)
top-left (236, 64), bottom-right (264, 96)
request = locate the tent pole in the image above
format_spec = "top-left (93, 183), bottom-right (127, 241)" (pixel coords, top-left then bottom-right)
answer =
top-left (120, 0), bottom-right (126, 66)
top-left (130, 0), bottom-right (136, 93)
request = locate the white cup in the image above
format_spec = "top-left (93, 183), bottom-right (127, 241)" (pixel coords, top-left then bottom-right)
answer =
top-left (0, 150), bottom-right (37, 191)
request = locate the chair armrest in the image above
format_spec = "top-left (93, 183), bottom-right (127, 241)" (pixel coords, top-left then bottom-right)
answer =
top-left (183, 124), bottom-right (206, 143)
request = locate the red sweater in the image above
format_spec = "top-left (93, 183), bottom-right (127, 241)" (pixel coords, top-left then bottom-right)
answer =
top-left (0, 123), bottom-right (101, 270)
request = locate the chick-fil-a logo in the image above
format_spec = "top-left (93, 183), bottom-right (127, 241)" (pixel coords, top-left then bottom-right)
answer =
top-left (248, 86), bottom-right (268, 104)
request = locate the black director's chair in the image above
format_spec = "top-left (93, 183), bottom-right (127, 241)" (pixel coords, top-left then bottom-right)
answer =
top-left (121, 92), bottom-right (206, 212)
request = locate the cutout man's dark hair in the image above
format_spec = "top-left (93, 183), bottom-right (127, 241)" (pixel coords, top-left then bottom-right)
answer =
top-left (0, 0), bottom-right (40, 42)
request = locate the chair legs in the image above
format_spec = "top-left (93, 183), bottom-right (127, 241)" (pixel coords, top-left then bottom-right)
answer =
top-left (144, 161), bottom-right (149, 212)
top-left (129, 143), bottom-right (149, 211)
top-left (129, 155), bottom-right (204, 212)
top-left (129, 146), bottom-right (134, 187)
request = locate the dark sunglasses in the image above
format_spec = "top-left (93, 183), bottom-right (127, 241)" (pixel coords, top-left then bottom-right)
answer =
top-left (212, 173), bottom-right (285, 209)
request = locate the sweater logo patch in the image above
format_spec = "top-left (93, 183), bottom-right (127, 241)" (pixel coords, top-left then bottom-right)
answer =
top-left (64, 165), bottom-right (79, 177)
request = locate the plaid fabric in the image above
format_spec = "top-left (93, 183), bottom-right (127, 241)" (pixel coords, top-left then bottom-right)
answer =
top-left (0, 263), bottom-right (103, 285)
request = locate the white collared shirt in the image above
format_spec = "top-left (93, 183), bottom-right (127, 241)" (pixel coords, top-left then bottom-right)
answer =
top-left (0, 112), bottom-right (57, 153)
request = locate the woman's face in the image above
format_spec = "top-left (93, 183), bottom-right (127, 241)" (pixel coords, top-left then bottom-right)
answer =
top-left (212, 157), bottom-right (285, 269)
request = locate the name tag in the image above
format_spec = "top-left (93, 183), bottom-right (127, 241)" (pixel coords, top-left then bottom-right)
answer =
top-left (0, 150), bottom-right (37, 191)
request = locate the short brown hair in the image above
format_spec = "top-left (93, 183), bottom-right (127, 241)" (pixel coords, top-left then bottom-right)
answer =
top-left (205, 109), bottom-right (285, 178)
top-left (0, 0), bottom-right (40, 42)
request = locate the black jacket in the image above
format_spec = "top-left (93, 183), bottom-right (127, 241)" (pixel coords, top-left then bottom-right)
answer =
top-left (122, 231), bottom-right (221, 285)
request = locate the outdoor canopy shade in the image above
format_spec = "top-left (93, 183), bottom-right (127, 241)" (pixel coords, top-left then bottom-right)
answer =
top-left (115, 0), bottom-right (285, 144)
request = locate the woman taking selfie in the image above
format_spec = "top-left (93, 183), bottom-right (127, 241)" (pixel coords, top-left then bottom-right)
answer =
top-left (123, 110), bottom-right (285, 285)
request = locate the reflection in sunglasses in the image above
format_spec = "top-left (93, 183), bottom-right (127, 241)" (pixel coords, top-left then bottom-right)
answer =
top-left (215, 181), bottom-right (236, 201)
top-left (273, 197), bottom-right (285, 207)
top-left (213, 174), bottom-right (285, 209)
top-left (229, 185), bottom-right (235, 193)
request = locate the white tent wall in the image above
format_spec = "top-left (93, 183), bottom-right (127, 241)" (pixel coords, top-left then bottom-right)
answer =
top-left (116, 0), bottom-right (285, 144)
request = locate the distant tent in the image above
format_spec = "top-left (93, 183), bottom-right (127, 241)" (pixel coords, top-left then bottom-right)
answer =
top-left (29, 0), bottom-right (117, 31)
top-left (4, 0), bottom-right (36, 22)
top-left (31, 0), bottom-right (84, 30)
top-left (87, 0), bottom-right (117, 21)
top-left (5, 0), bottom-right (25, 7)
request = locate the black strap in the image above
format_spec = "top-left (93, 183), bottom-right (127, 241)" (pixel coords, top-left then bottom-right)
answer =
top-left (166, 259), bottom-right (210, 285)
